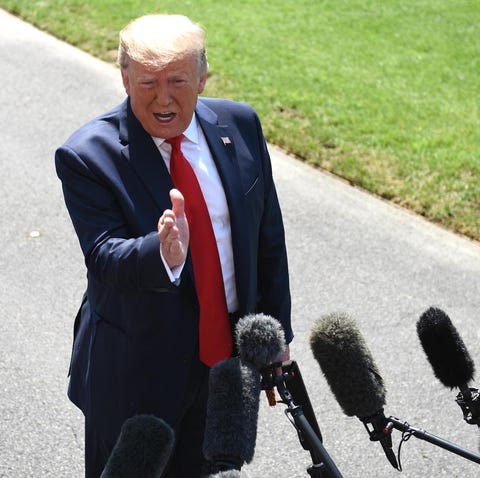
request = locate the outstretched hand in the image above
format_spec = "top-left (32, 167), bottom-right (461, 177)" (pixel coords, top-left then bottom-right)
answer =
top-left (158, 189), bottom-right (189, 268)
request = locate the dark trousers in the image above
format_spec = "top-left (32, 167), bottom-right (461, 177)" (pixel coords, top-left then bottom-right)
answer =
top-left (84, 361), bottom-right (210, 478)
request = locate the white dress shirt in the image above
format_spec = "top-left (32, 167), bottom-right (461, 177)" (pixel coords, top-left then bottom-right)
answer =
top-left (152, 115), bottom-right (239, 313)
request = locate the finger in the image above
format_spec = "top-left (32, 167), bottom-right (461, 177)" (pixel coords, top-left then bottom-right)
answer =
top-left (158, 211), bottom-right (173, 231)
top-left (169, 188), bottom-right (185, 217)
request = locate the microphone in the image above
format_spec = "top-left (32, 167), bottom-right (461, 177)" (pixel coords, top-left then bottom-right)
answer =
top-left (235, 313), bottom-right (286, 368)
top-left (100, 415), bottom-right (174, 478)
top-left (203, 357), bottom-right (262, 474)
top-left (204, 314), bottom-right (285, 474)
top-left (417, 307), bottom-right (475, 388)
top-left (236, 313), bottom-right (285, 408)
top-left (309, 312), bottom-right (399, 469)
top-left (417, 307), bottom-right (479, 426)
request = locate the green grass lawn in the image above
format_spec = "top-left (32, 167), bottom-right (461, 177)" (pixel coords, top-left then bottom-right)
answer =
top-left (3, 0), bottom-right (479, 240)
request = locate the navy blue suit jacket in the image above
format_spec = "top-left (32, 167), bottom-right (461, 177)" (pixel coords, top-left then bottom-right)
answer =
top-left (55, 97), bottom-right (292, 440)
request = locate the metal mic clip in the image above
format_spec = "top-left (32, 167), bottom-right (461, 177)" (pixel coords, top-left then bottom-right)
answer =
top-left (260, 362), bottom-right (284, 406)
top-left (362, 410), bottom-right (399, 470)
top-left (455, 387), bottom-right (480, 426)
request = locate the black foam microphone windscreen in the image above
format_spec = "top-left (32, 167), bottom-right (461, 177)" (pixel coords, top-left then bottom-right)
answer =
top-left (309, 311), bottom-right (386, 419)
top-left (235, 313), bottom-right (286, 368)
top-left (100, 415), bottom-right (174, 478)
top-left (203, 357), bottom-right (261, 469)
top-left (417, 307), bottom-right (475, 389)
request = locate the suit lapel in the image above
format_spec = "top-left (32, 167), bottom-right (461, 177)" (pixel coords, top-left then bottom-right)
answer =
top-left (195, 101), bottom-right (244, 211)
top-left (119, 99), bottom-right (174, 213)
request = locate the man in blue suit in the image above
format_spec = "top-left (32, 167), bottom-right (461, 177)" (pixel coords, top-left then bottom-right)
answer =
top-left (56, 13), bottom-right (293, 478)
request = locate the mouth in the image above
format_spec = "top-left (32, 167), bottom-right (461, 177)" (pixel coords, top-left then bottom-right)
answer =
top-left (154, 112), bottom-right (176, 123)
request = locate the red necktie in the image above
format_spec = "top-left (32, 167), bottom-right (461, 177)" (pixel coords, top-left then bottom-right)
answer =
top-left (167, 135), bottom-right (232, 367)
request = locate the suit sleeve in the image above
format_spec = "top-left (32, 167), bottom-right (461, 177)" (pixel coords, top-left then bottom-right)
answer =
top-left (253, 114), bottom-right (293, 343)
top-left (55, 145), bottom-right (173, 292)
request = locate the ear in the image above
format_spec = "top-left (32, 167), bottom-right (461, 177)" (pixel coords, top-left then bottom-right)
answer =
top-left (197, 73), bottom-right (207, 94)
top-left (121, 68), bottom-right (130, 96)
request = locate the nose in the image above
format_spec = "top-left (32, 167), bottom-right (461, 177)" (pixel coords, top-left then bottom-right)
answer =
top-left (155, 84), bottom-right (172, 107)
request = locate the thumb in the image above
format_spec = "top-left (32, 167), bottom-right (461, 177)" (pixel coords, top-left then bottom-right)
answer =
top-left (169, 188), bottom-right (185, 217)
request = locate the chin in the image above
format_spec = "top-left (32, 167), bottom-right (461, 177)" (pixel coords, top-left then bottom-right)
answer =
top-left (151, 122), bottom-right (185, 139)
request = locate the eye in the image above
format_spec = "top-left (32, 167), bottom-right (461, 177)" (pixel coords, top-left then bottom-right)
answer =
top-left (172, 77), bottom-right (187, 86)
top-left (139, 79), bottom-right (156, 88)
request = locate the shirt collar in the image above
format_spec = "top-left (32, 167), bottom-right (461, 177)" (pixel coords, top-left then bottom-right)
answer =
top-left (152, 114), bottom-right (199, 148)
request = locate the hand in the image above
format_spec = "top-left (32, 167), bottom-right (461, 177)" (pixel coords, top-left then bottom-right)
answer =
top-left (275, 343), bottom-right (290, 376)
top-left (264, 344), bottom-right (290, 406)
top-left (158, 189), bottom-right (189, 268)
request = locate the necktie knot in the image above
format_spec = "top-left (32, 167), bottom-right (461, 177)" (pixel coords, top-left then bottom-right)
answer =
top-left (166, 134), bottom-right (184, 152)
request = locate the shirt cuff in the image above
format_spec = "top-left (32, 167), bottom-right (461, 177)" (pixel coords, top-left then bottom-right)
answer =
top-left (160, 246), bottom-right (185, 285)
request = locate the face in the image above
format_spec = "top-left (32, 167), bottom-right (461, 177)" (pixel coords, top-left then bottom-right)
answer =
top-left (121, 54), bottom-right (206, 139)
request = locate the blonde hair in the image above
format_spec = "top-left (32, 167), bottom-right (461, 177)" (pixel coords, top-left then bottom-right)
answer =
top-left (117, 14), bottom-right (208, 77)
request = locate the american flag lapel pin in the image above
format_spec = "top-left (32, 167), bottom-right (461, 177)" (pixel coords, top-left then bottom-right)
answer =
top-left (221, 136), bottom-right (231, 145)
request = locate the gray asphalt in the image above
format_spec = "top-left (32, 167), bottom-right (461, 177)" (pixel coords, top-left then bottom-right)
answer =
top-left (1, 8), bottom-right (479, 478)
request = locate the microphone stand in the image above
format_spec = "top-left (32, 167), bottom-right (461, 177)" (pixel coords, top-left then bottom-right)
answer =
top-left (387, 416), bottom-right (480, 465)
top-left (264, 362), bottom-right (344, 478)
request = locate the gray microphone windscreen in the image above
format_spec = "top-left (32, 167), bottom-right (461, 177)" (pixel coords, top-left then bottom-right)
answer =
top-left (100, 415), bottom-right (174, 478)
top-left (203, 357), bottom-right (261, 466)
top-left (310, 312), bottom-right (386, 419)
top-left (235, 313), bottom-right (285, 368)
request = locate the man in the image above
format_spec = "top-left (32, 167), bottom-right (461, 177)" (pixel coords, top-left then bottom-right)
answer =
top-left (55, 13), bottom-right (293, 478)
